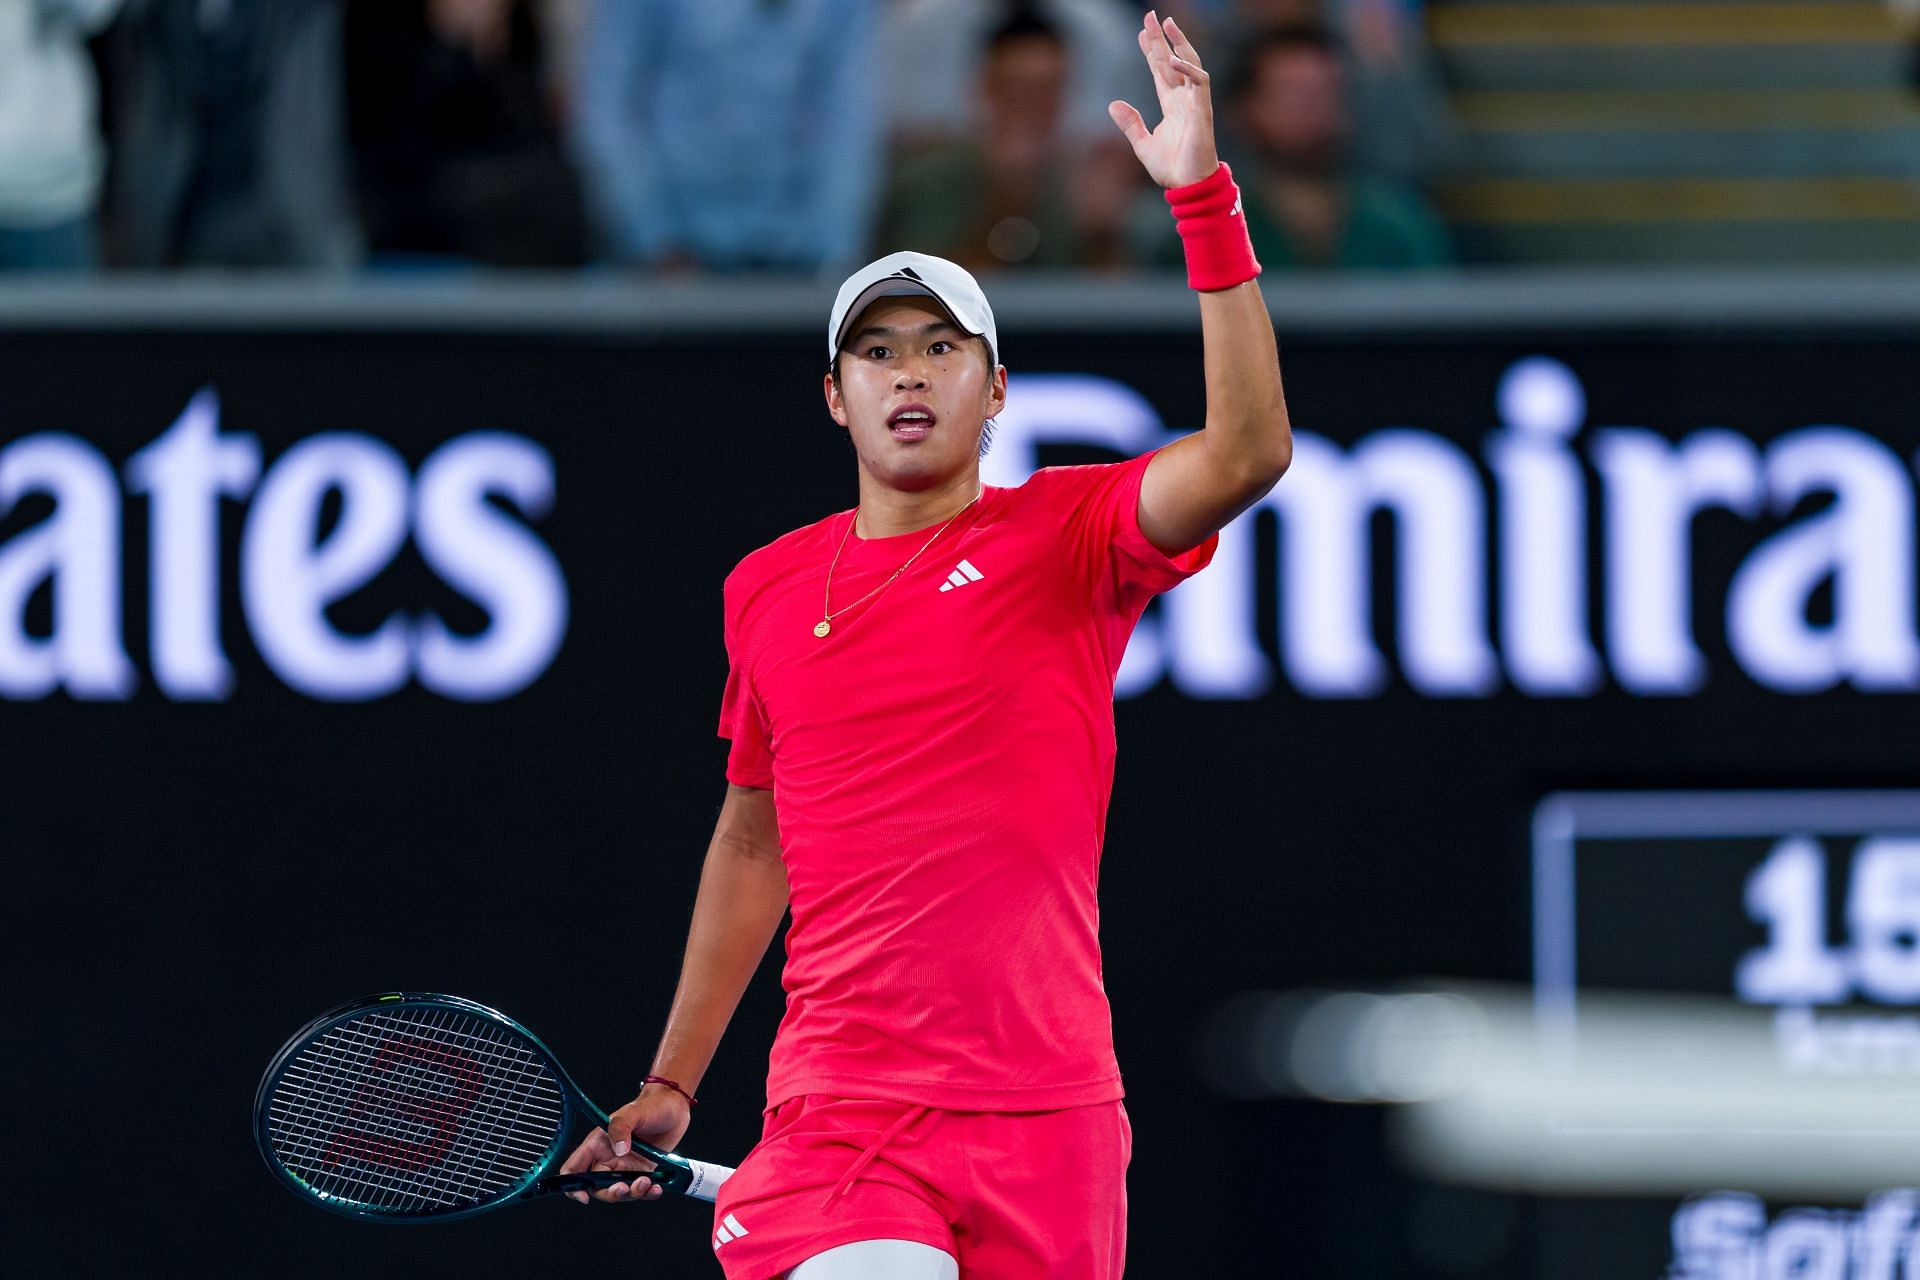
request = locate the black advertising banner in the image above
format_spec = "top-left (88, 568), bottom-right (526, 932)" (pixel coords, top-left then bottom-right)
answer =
top-left (5, 308), bottom-right (1920, 1278)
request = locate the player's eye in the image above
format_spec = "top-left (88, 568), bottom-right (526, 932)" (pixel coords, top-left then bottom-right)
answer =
top-left (928, 340), bottom-right (955, 355)
top-left (863, 345), bottom-right (892, 359)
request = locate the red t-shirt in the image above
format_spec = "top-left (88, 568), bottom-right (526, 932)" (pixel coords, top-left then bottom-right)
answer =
top-left (718, 448), bottom-right (1216, 1111)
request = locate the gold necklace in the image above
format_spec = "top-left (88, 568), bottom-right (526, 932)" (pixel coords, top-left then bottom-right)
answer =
top-left (815, 494), bottom-right (979, 638)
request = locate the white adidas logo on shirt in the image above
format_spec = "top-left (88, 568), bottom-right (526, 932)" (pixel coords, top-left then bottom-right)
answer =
top-left (713, 1211), bottom-right (750, 1250)
top-left (938, 559), bottom-right (985, 592)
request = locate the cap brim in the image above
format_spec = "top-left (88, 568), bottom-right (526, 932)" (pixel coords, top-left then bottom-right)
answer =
top-left (832, 280), bottom-right (974, 356)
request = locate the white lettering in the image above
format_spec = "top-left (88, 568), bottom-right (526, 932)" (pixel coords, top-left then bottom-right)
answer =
top-left (125, 388), bottom-right (261, 699)
top-left (241, 434), bottom-right (412, 700)
top-left (4, 396), bottom-right (566, 703)
top-left (1668, 1192), bottom-right (1920, 1280)
top-left (1000, 367), bottom-right (1920, 703)
top-left (1268, 434), bottom-right (1384, 697)
top-left (1727, 428), bottom-right (1920, 693)
top-left (1272, 431), bottom-right (1497, 697)
top-left (1669, 1191), bottom-right (1763, 1280)
top-left (0, 433), bottom-right (135, 699)
top-left (1736, 837), bottom-right (1851, 1006)
top-left (1772, 1006), bottom-right (1920, 1075)
top-left (413, 433), bottom-right (569, 701)
top-left (984, 374), bottom-right (1162, 486)
top-left (1764, 1211), bottom-right (1847, 1280)
top-left (1848, 838), bottom-right (1920, 1003)
top-left (1741, 836), bottom-right (1920, 1038)
top-left (1488, 357), bottom-right (1602, 695)
top-left (1591, 428), bottom-right (1762, 695)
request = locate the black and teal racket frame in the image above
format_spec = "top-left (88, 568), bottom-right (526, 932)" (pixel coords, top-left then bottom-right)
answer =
top-left (255, 991), bottom-right (722, 1223)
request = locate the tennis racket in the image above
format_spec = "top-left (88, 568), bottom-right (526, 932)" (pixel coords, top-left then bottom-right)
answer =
top-left (254, 992), bottom-right (734, 1222)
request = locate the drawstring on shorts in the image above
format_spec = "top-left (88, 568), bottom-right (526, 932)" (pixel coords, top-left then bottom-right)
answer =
top-left (825, 1104), bottom-right (933, 1206)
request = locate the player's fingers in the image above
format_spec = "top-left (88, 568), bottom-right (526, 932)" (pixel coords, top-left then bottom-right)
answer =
top-left (589, 1161), bottom-right (630, 1204)
top-left (1166, 55), bottom-right (1208, 87)
top-left (558, 1127), bottom-right (611, 1175)
top-left (1138, 11), bottom-right (1173, 82)
top-left (606, 1112), bottom-right (635, 1158)
top-left (1108, 100), bottom-right (1150, 149)
top-left (1163, 15), bottom-right (1204, 69)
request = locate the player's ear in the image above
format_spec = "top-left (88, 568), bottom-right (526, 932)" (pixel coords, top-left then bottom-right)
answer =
top-left (985, 363), bottom-right (1007, 422)
top-left (824, 369), bottom-right (850, 427)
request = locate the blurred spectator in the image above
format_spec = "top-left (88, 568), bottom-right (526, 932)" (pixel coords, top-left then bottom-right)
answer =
top-left (345, 0), bottom-right (587, 268)
top-left (1222, 0), bottom-right (1455, 185)
top-left (1894, 0), bottom-right (1920, 95)
top-left (105, 0), bottom-right (359, 268)
top-left (1178, 24), bottom-right (1451, 270)
top-left (878, 5), bottom-right (1139, 271)
top-left (885, 0), bottom-right (1147, 151)
top-left (0, 0), bottom-right (121, 271)
top-left (533, 0), bottom-right (585, 121)
top-left (573, 0), bottom-right (881, 274)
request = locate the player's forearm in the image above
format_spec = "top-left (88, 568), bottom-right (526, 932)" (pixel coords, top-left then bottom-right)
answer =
top-left (1109, 10), bottom-right (1290, 490)
top-left (1196, 279), bottom-right (1292, 484)
top-left (1136, 277), bottom-right (1292, 553)
top-left (646, 817), bottom-right (789, 1093)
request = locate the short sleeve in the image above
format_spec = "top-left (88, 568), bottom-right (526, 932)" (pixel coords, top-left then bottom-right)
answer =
top-left (717, 596), bottom-right (775, 790)
top-left (1039, 446), bottom-right (1219, 605)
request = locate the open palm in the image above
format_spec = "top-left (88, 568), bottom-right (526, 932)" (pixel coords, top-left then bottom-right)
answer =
top-left (1108, 10), bottom-right (1220, 190)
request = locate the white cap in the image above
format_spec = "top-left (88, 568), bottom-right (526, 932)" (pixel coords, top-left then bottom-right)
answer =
top-left (827, 251), bottom-right (999, 365)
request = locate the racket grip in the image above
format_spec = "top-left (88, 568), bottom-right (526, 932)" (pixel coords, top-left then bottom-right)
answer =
top-left (542, 1171), bottom-right (645, 1193)
top-left (537, 1158), bottom-right (735, 1201)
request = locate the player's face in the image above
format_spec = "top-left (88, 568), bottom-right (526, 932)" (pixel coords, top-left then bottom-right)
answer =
top-left (825, 297), bottom-right (1007, 493)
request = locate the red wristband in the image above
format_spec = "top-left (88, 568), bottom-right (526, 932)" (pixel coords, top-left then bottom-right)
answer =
top-left (1166, 162), bottom-right (1261, 292)
top-left (642, 1074), bottom-right (697, 1107)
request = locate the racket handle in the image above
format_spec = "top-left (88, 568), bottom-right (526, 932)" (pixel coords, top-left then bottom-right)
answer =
top-left (540, 1171), bottom-right (646, 1193)
top-left (537, 1157), bottom-right (735, 1202)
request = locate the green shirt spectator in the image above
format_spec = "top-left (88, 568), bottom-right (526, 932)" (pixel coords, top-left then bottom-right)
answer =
top-left (1237, 169), bottom-right (1450, 270)
top-left (1189, 22), bottom-right (1454, 273)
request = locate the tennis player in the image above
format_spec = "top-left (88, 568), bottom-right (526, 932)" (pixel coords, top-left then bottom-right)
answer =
top-left (561, 13), bottom-right (1290, 1278)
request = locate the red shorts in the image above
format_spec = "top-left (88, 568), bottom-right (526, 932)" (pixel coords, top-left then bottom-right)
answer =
top-left (710, 1095), bottom-right (1131, 1280)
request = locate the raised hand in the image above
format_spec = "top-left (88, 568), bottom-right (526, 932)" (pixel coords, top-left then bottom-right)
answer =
top-left (1107, 10), bottom-right (1220, 190)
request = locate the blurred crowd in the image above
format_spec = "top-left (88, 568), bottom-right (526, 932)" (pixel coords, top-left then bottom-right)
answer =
top-left (0, 0), bottom-right (1460, 277)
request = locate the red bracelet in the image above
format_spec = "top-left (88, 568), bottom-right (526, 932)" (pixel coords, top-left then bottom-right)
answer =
top-left (1166, 163), bottom-right (1261, 293)
top-left (642, 1074), bottom-right (698, 1107)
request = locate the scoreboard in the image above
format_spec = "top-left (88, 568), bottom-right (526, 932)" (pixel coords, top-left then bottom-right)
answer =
top-left (1537, 791), bottom-right (1920, 1277)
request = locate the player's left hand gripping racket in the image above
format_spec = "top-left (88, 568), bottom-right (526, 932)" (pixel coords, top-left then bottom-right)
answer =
top-left (255, 992), bottom-right (734, 1221)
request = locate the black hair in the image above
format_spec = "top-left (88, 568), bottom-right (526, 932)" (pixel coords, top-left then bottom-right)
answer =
top-left (1228, 23), bottom-right (1340, 101)
top-left (987, 3), bottom-right (1063, 53)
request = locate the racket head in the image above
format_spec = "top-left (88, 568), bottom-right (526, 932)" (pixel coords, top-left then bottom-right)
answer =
top-left (254, 992), bottom-right (594, 1223)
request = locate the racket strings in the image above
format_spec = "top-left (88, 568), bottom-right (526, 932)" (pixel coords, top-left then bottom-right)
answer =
top-left (281, 1024), bottom-right (557, 1169)
top-left (273, 1040), bottom-right (548, 1204)
top-left (276, 1010), bottom-right (554, 1210)
top-left (269, 1009), bottom-right (554, 1211)
top-left (270, 1020), bottom-right (533, 1210)
top-left (265, 1005), bottom-right (566, 1214)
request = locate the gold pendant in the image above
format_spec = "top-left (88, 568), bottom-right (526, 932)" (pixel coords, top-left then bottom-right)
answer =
top-left (814, 620), bottom-right (832, 638)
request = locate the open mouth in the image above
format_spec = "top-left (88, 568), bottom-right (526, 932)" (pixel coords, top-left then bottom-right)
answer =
top-left (888, 405), bottom-right (935, 441)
